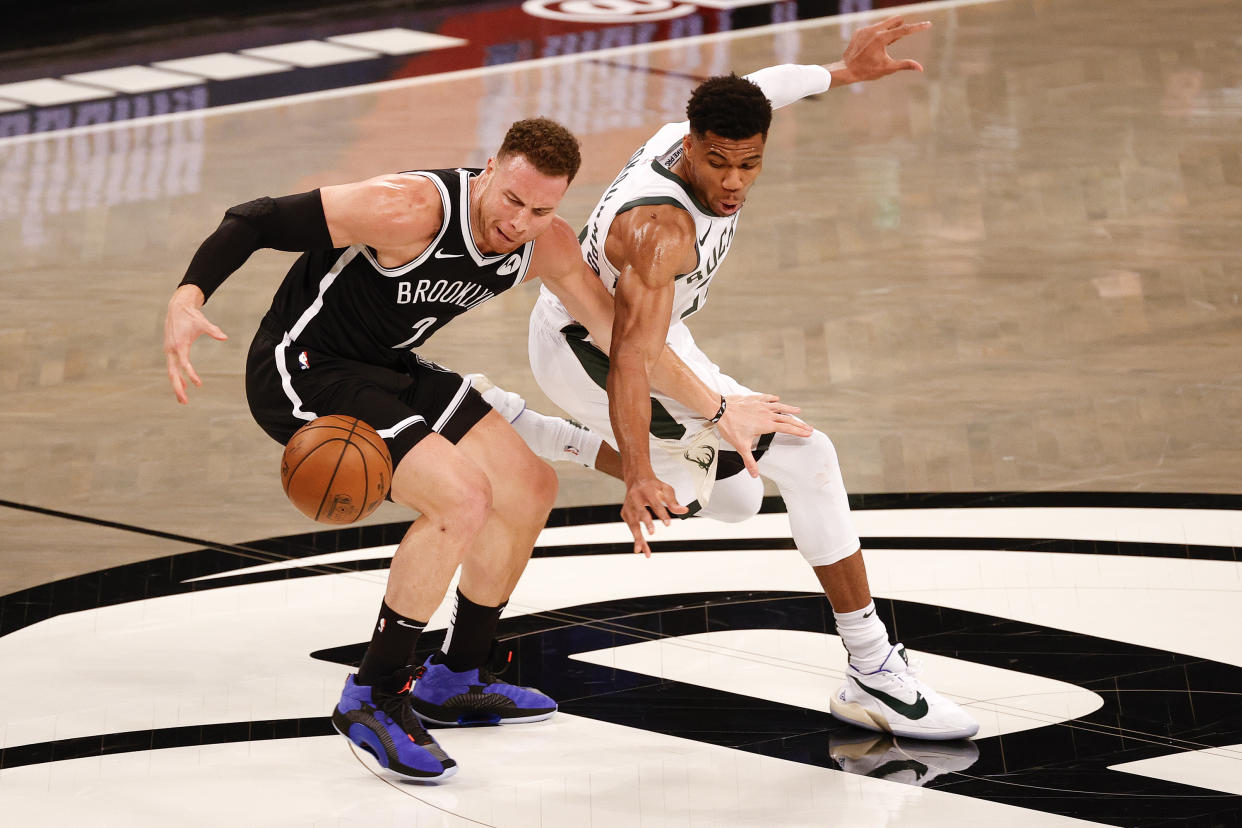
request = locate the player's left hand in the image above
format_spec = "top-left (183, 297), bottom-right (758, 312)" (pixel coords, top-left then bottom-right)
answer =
top-left (836, 15), bottom-right (930, 83)
top-left (716, 394), bottom-right (812, 478)
top-left (620, 475), bottom-right (688, 558)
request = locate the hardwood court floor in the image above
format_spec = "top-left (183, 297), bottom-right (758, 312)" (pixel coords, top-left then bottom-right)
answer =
top-left (0, 0), bottom-right (1240, 825)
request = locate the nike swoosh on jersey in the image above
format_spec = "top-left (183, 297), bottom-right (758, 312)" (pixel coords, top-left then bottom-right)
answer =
top-left (851, 676), bottom-right (930, 720)
top-left (697, 228), bottom-right (709, 246)
top-left (434, 250), bottom-right (464, 259)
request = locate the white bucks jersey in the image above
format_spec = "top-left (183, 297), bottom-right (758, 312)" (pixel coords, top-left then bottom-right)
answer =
top-left (543, 121), bottom-right (739, 326)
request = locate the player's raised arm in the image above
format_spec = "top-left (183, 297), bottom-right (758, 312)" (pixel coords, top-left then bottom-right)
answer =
top-left (740, 15), bottom-right (930, 114)
top-left (826, 15), bottom-right (929, 86)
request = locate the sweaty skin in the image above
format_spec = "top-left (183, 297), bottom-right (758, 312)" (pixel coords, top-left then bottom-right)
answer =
top-left (600, 15), bottom-right (933, 554)
top-left (605, 128), bottom-right (807, 555)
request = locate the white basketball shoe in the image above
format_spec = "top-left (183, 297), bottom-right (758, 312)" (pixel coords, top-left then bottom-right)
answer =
top-left (830, 644), bottom-right (979, 741)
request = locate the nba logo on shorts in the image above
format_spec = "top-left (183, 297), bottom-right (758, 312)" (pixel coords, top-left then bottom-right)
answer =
top-left (298, 351), bottom-right (310, 370)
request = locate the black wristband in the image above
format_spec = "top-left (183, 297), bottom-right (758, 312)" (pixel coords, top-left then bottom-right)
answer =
top-left (179, 190), bottom-right (333, 303)
top-left (708, 395), bottom-right (727, 424)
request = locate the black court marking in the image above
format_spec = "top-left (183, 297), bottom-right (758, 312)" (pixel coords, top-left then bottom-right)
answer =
top-left (3, 493), bottom-right (1240, 637)
top-left (0, 497), bottom-right (398, 583)
top-left (489, 593), bottom-right (1242, 828)
top-left (7, 589), bottom-right (1240, 826)
top-left (3, 493), bottom-right (1240, 825)
top-left (0, 717), bottom-right (335, 770)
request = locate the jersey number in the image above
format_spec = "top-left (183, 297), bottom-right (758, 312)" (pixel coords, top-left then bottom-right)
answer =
top-left (392, 316), bottom-right (438, 349)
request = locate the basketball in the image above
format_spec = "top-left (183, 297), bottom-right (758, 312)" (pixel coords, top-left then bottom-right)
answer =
top-left (281, 415), bottom-right (392, 524)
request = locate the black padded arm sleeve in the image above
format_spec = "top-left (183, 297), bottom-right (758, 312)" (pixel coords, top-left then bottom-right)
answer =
top-left (178, 189), bottom-right (334, 303)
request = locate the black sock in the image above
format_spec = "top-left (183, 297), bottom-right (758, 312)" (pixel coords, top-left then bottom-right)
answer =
top-left (356, 600), bottom-right (426, 685)
top-left (441, 588), bottom-right (504, 672)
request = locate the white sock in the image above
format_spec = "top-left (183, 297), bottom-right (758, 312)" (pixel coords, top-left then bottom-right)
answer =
top-left (834, 602), bottom-right (892, 672)
top-left (511, 409), bottom-right (603, 469)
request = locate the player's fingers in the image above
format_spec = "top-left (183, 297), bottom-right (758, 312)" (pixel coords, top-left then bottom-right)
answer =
top-left (648, 501), bottom-right (673, 527)
top-left (775, 411), bottom-right (813, 435)
top-left (180, 353), bottom-right (203, 388)
top-left (739, 445), bottom-right (760, 478)
top-left (897, 58), bottom-right (924, 72)
top-left (624, 511), bottom-right (649, 545)
top-left (659, 485), bottom-right (688, 516)
top-left (771, 402), bottom-right (802, 415)
top-left (886, 22), bottom-right (930, 44)
top-left (166, 353), bottom-right (188, 404)
top-left (206, 323), bottom-right (228, 342)
top-left (773, 419), bottom-right (813, 438)
top-left (628, 523), bottom-right (650, 557)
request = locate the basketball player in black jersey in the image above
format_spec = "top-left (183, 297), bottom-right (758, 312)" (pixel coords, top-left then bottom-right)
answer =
top-left (164, 118), bottom-right (797, 780)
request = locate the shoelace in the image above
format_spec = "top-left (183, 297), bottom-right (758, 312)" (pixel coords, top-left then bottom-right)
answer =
top-left (881, 654), bottom-right (930, 698)
top-left (376, 675), bottom-right (434, 746)
top-left (477, 666), bottom-right (507, 686)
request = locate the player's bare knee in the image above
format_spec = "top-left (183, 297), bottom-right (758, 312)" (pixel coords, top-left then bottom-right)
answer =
top-left (530, 458), bottom-right (559, 513)
top-left (448, 478), bottom-right (493, 535)
top-left (391, 461), bottom-right (493, 538)
top-left (504, 451), bottom-right (557, 517)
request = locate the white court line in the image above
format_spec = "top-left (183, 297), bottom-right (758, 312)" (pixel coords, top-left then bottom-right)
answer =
top-left (1111, 744), bottom-right (1242, 797)
top-left (0, 0), bottom-right (1012, 147)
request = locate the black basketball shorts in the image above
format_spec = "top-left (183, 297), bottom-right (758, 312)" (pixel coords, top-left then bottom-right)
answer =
top-left (245, 325), bottom-right (492, 467)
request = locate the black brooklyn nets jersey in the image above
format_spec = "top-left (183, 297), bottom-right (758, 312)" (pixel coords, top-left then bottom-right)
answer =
top-left (261, 167), bottom-right (533, 370)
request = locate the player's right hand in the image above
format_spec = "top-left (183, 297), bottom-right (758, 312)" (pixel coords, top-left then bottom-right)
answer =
top-left (163, 285), bottom-right (228, 404)
top-left (717, 394), bottom-right (813, 477)
top-left (620, 476), bottom-right (688, 558)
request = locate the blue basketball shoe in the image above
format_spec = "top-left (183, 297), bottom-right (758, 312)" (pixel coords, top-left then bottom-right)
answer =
top-left (331, 668), bottom-right (457, 780)
top-left (410, 653), bottom-right (557, 726)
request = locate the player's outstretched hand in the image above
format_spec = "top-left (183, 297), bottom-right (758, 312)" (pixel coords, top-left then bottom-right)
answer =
top-left (837, 15), bottom-right (931, 82)
top-left (717, 394), bottom-right (812, 478)
top-left (621, 476), bottom-right (688, 558)
top-left (164, 285), bottom-right (227, 404)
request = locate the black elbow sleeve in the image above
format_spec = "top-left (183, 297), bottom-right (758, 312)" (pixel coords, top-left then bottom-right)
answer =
top-left (179, 189), bottom-right (333, 302)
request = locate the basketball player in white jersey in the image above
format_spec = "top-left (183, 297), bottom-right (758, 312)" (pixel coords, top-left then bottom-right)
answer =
top-left (515, 16), bottom-right (980, 741)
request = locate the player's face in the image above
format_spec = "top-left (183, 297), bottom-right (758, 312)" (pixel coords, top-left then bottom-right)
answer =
top-left (474, 153), bottom-right (569, 254)
top-left (682, 130), bottom-right (765, 217)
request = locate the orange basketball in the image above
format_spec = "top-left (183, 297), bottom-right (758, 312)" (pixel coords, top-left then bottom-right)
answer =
top-left (281, 415), bottom-right (392, 524)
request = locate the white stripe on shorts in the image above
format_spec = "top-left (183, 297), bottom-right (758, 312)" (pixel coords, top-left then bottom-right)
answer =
top-left (432, 375), bottom-right (472, 433)
top-left (376, 414), bottom-right (427, 439)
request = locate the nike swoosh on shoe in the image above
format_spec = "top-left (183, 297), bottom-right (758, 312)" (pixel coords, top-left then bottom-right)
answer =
top-left (852, 676), bottom-right (930, 720)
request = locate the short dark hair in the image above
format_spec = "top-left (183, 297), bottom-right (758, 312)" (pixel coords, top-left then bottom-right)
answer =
top-left (686, 74), bottom-right (772, 140)
top-left (498, 117), bottom-right (582, 183)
